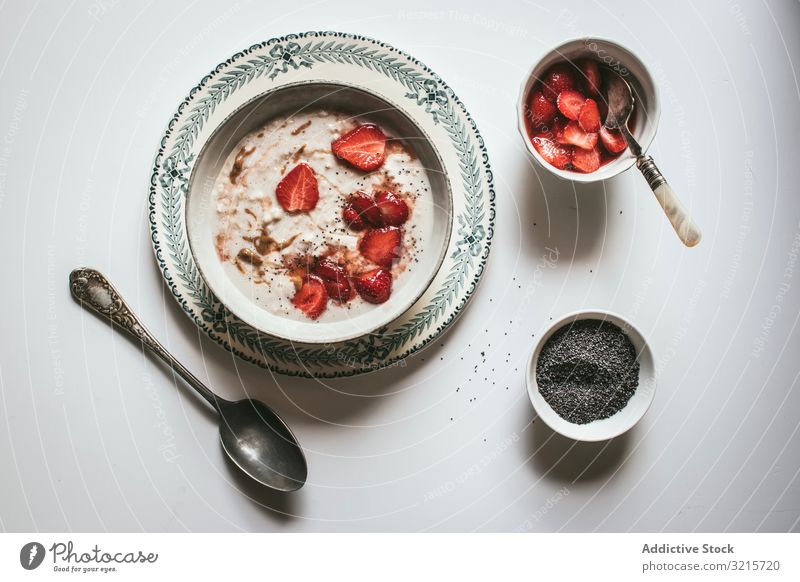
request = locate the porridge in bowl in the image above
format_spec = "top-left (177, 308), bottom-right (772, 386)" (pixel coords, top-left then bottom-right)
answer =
top-left (211, 109), bottom-right (434, 323)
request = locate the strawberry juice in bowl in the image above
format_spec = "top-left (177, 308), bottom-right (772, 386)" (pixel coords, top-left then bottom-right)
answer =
top-left (517, 37), bottom-right (660, 183)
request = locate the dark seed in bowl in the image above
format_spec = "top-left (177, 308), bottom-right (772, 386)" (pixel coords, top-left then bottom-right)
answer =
top-left (536, 319), bottom-right (639, 425)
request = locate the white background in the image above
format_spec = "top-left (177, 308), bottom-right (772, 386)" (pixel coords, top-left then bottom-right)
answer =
top-left (0, 0), bottom-right (799, 532)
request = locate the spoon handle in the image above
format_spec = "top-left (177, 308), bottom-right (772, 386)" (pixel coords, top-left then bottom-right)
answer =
top-left (69, 267), bottom-right (221, 409)
top-left (636, 156), bottom-right (702, 247)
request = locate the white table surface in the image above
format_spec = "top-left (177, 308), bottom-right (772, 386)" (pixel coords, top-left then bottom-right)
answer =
top-left (1, 0), bottom-right (799, 533)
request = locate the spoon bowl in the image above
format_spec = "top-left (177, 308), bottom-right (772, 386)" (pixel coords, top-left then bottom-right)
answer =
top-left (604, 70), bottom-right (636, 135)
top-left (218, 399), bottom-right (307, 492)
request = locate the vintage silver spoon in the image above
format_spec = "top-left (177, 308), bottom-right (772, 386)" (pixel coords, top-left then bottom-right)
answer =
top-left (69, 267), bottom-right (307, 492)
top-left (604, 70), bottom-right (702, 247)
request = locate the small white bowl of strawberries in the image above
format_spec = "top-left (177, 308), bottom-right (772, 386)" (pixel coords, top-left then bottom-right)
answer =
top-left (518, 37), bottom-right (660, 182)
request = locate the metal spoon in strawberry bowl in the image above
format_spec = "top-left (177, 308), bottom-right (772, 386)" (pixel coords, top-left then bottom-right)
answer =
top-left (69, 268), bottom-right (307, 492)
top-left (604, 69), bottom-right (702, 247)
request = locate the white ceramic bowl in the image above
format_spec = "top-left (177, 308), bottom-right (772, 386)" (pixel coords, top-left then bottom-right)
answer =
top-left (185, 82), bottom-right (452, 345)
top-left (517, 37), bottom-right (661, 183)
top-left (526, 310), bottom-right (656, 441)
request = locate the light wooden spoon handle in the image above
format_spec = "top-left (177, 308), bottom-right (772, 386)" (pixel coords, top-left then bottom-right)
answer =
top-left (636, 156), bottom-right (702, 247)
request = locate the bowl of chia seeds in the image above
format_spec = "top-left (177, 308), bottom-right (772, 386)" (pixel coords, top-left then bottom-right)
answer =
top-left (526, 310), bottom-right (656, 441)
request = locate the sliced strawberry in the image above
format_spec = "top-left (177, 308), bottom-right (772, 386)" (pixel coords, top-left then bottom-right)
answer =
top-left (599, 126), bottom-right (628, 154)
top-left (577, 58), bottom-right (602, 96)
top-left (313, 258), bottom-right (354, 302)
top-left (342, 203), bottom-right (366, 230)
top-left (578, 99), bottom-right (601, 133)
top-left (556, 89), bottom-right (586, 121)
top-left (562, 120), bottom-right (599, 150)
top-left (374, 191), bottom-right (409, 226)
top-left (312, 257), bottom-right (345, 282)
top-left (354, 268), bottom-right (392, 304)
top-left (552, 117), bottom-right (569, 144)
top-left (528, 90), bottom-right (557, 130)
top-left (324, 278), bottom-right (355, 302)
top-left (275, 162), bottom-right (319, 213)
top-left (532, 137), bottom-right (572, 170)
top-left (291, 275), bottom-right (328, 319)
top-left (572, 146), bottom-right (601, 173)
top-left (350, 191), bottom-right (382, 226)
top-left (541, 63), bottom-right (577, 102)
top-left (358, 227), bottom-right (402, 268)
top-left (343, 192), bottom-right (382, 230)
top-left (331, 124), bottom-right (387, 171)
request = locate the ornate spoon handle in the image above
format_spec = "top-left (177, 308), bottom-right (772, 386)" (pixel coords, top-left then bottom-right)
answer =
top-left (69, 268), bottom-right (220, 409)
